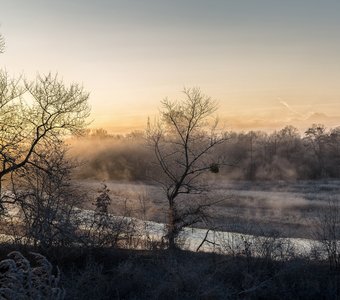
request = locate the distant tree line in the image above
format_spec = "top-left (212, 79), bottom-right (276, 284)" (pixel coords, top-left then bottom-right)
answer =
top-left (74, 123), bottom-right (340, 181)
top-left (219, 124), bottom-right (340, 180)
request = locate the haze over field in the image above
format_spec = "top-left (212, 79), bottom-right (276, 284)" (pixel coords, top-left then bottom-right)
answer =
top-left (1, 0), bottom-right (340, 133)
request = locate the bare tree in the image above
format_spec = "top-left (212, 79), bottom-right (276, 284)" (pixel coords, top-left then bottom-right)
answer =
top-left (304, 124), bottom-right (328, 178)
top-left (0, 72), bottom-right (90, 209)
top-left (147, 88), bottom-right (227, 250)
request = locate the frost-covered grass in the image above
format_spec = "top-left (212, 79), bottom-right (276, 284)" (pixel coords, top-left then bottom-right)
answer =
top-left (0, 251), bottom-right (64, 299)
top-left (75, 208), bottom-right (324, 259)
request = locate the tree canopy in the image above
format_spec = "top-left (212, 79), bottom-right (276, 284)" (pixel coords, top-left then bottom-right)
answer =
top-left (0, 72), bottom-right (90, 207)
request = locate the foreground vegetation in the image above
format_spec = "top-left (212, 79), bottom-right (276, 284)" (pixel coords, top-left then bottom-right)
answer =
top-left (0, 244), bottom-right (339, 300)
top-left (0, 177), bottom-right (338, 299)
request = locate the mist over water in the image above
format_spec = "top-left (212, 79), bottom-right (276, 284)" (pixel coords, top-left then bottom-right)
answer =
top-left (68, 132), bottom-right (152, 181)
top-left (73, 177), bottom-right (340, 240)
top-left (69, 125), bottom-right (340, 182)
top-left (64, 126), bottom-right (340, 240)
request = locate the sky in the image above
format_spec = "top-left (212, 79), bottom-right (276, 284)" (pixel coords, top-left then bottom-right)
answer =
top-left (1, 0), bottom-right (340, 133)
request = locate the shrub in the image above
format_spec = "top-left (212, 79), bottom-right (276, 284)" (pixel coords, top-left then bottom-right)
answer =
top-left (0, 251), bottom-right (64, 299)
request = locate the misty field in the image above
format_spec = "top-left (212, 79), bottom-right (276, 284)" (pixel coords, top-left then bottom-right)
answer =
top-left (76, 178), bottom-right (340, 240)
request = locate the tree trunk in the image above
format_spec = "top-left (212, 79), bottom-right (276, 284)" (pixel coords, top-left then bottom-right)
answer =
top-left (167, 199), bottom-right (177, 250)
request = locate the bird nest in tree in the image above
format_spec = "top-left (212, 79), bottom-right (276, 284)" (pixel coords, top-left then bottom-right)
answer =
top-left (209, 163), bottom-right (219, 173)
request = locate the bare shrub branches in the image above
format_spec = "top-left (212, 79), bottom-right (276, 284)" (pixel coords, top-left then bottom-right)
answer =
top-left (314, 197), bottom-right (340, 269)
top-left (10, 143), bottom-right (82, 249)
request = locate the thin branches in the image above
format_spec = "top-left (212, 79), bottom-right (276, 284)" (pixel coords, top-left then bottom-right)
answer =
top-left (0, 72), bottom-right (90, 210)
top-left (147, 88), bottom-right (227, 249)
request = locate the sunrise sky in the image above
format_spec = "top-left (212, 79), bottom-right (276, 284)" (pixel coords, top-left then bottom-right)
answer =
top-left (1, 0), bottom-right (340, 133)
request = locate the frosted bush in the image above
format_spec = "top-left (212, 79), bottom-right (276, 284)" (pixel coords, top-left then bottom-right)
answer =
top-left (0, 251), bottom-right (65, 299)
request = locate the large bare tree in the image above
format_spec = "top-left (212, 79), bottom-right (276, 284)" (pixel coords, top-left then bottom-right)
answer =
top-left (0, 72), bottom-right (90, 209)
top-left (147, 88), bottom-right (227, 250)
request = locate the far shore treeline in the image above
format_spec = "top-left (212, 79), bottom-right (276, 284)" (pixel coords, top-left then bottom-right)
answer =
top-left (70, 124), bottom-right (340, 181)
